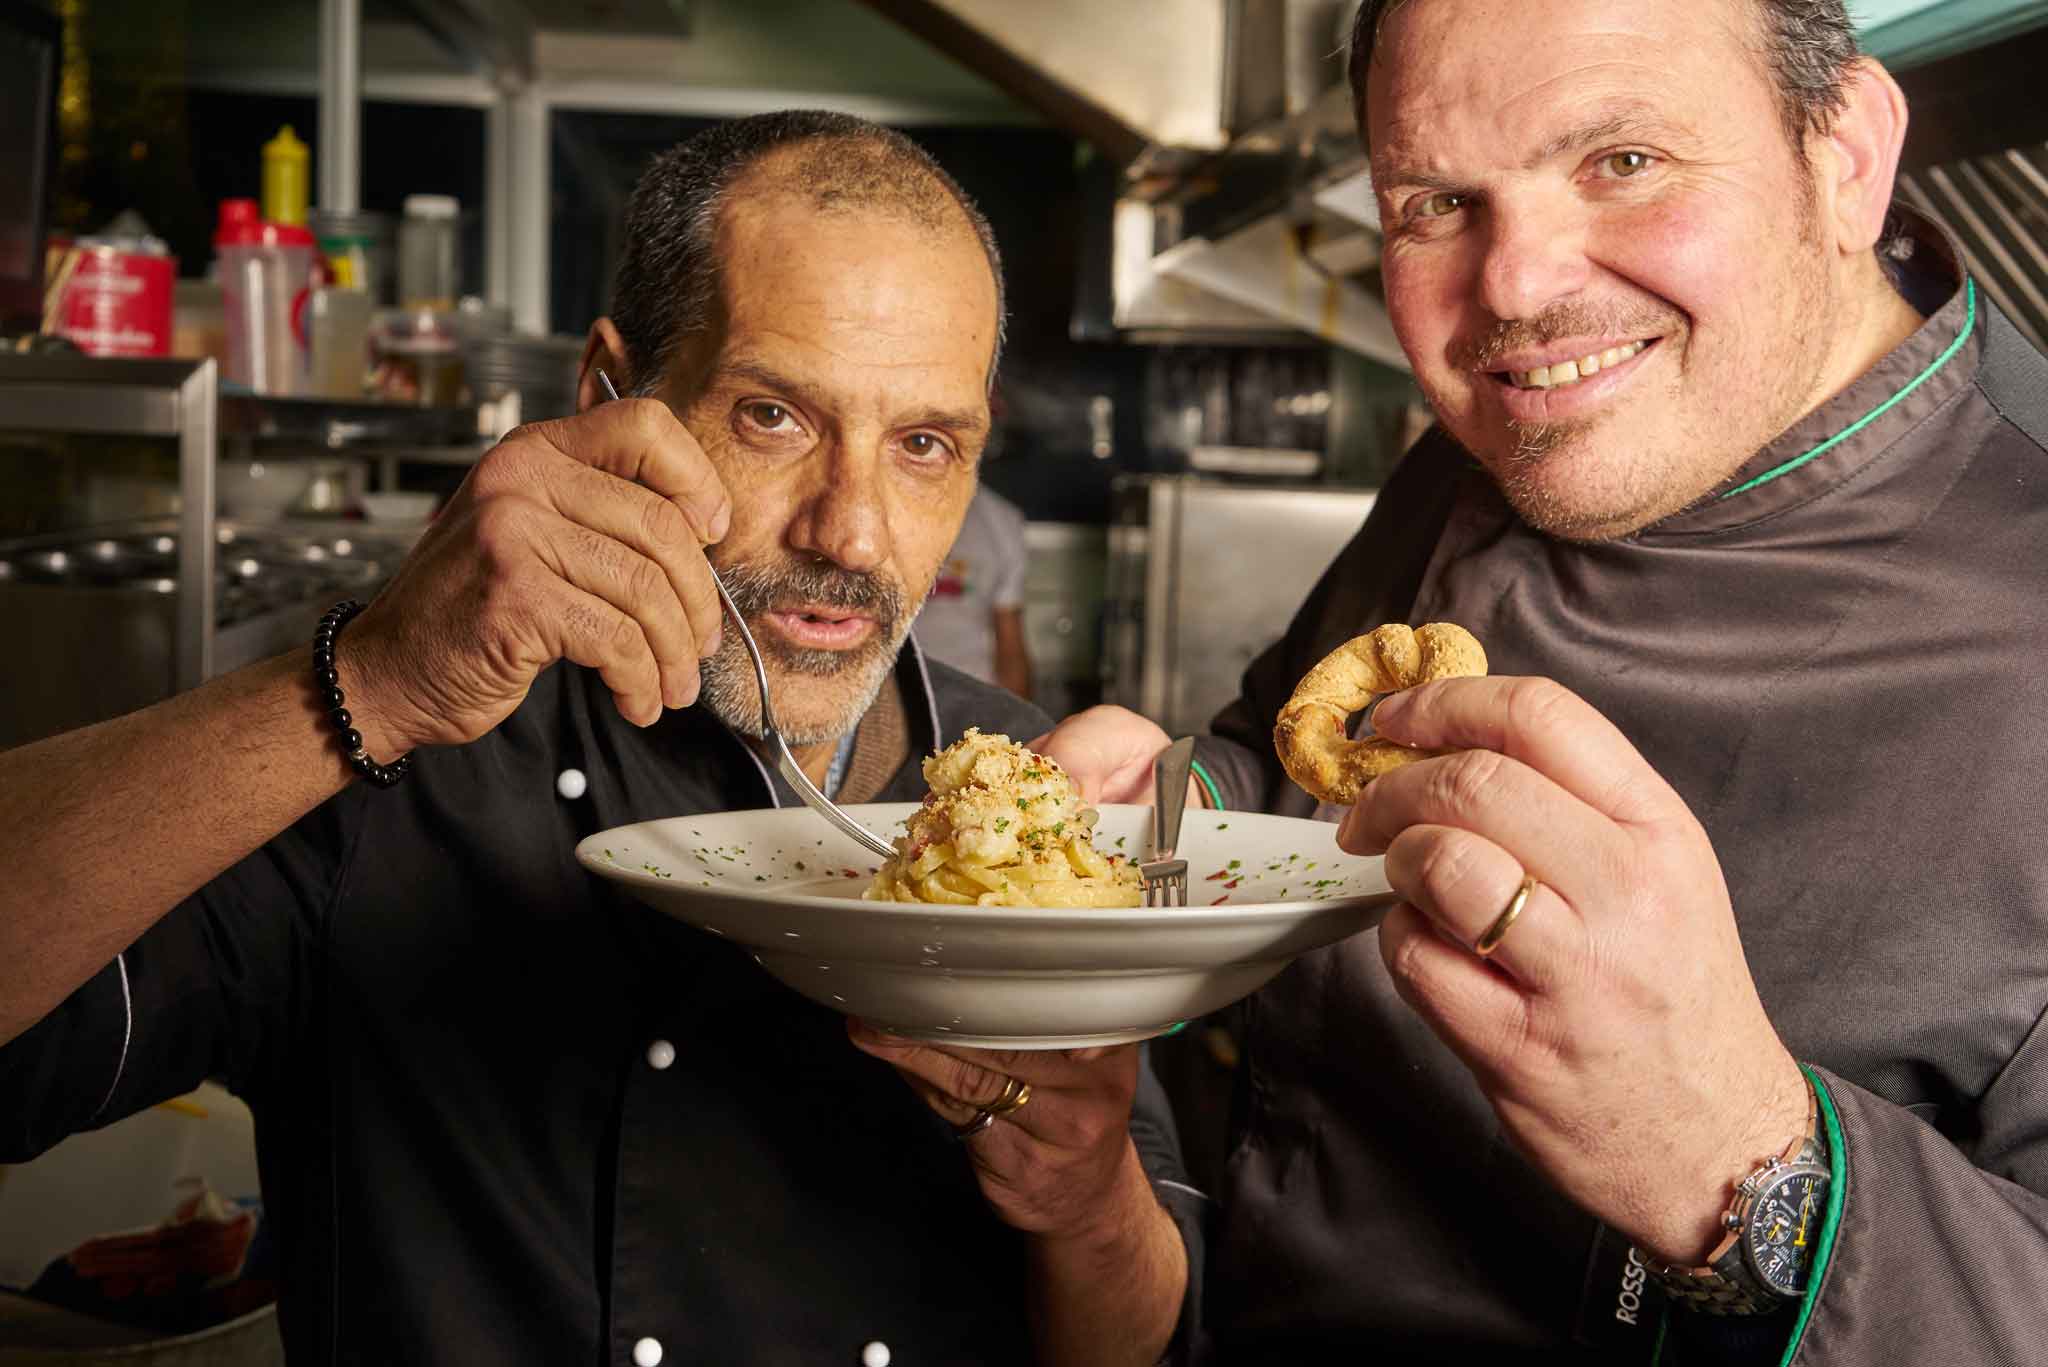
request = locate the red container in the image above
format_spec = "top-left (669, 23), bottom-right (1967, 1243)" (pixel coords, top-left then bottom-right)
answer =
top-left (58, 237), bottom-right (178, 357)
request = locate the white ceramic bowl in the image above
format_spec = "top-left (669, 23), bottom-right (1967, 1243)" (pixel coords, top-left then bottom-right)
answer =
top-left (355, 491), bottom-right (439, 523)
top-left (577, 803), bottom-right (1395, 1049)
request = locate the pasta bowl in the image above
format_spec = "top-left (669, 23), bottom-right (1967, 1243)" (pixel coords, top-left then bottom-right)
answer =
top-left (576, 803), bottom-right (1397, 1049)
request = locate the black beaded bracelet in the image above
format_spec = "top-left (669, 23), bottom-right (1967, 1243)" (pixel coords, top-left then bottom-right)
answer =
top-left (315, 600), bottom-right (412, 789)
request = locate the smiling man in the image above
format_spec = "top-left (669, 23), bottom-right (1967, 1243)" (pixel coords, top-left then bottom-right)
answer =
top-left (0, 113), bottom-right (1193, 1366)
top-left (1370, 0), bottom-right (1924, 544)
top-left (1040, 1), bottom-right (2048, 1362)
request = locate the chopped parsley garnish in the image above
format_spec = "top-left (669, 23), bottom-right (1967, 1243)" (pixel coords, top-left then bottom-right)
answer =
top-left (994, 818), bottom-right (1010, 832)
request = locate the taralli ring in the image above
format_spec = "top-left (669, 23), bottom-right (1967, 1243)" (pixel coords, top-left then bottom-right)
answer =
top-left (1273, 622), bottom-right (1489, 804)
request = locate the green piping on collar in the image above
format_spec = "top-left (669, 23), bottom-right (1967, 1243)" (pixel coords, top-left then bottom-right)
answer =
top-left (1779, 1065), bottom-right (1848, 1367)
top-left (1190, 757), bottom-right (1225, 811)
top-left (1719, 277), bottom-right (1977, 501)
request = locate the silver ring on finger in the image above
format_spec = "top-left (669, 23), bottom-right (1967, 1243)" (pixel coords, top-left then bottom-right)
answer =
top-left (951, 1108), bottom-right (997, 1141)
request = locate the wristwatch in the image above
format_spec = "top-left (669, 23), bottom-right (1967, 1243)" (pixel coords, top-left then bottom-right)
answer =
top-left (1645, 1083), bottom-right (1830, 1315)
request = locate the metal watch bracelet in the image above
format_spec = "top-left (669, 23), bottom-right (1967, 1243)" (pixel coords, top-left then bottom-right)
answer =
top-left (1642, 1083), bottom-right (1828, 1316)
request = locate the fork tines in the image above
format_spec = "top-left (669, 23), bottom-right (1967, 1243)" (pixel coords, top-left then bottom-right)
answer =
top-left (1141, 858), bottom-right (1189, 907)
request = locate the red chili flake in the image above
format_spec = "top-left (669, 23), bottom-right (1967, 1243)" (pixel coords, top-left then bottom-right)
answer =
top-left (1210, 895), bottom-right (1231, 906)
top-left (842, 869), bottom-right (860, 878)
top-left (1223, 878), bottom-right (1242, 890)
top-left (1205, 868), bottom-right (1231, 881)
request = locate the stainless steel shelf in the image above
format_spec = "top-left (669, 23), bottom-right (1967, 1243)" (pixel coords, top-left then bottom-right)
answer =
top-left (219, 393), bottom-right (482, 450)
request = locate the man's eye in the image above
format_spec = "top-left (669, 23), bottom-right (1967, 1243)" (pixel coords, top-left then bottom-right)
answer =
top-left (743, 402), bottom-right (793, 429)
top-left (902, 432), bottom-right (950, 461)
top-left (1413, 192), bottom-right (1468, 220)
top-left (1601, 151), bottom-right (1654, 178)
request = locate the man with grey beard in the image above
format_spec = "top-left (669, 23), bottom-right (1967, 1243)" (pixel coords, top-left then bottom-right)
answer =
top-left (0, 111), bottom-right (1195, 1366)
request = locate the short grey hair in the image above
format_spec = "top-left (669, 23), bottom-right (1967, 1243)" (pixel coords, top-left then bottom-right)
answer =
top-left (1346, 0), bottom-right (1860, 151)
top-left (610, 110), bottom-right (1007, 397)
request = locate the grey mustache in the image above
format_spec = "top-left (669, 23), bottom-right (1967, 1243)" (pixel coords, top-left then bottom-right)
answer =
top-left (715, 559), bottom-right (903, 628)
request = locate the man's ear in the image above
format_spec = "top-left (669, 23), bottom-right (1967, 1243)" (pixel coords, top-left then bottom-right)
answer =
top-left (577, 318), bottom-right (634, 412)
top-left (1813, 57), bottom-right (1910, 257)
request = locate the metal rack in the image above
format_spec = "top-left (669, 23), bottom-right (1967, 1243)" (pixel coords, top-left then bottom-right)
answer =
top-left (0, 353), bottom-right (219, 689)
top-left (0, 355), bottom-right (445, 750)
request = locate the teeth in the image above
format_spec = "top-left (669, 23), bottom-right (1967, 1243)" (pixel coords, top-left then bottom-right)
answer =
top-left (1509, 339), bottom-right (1647, 390)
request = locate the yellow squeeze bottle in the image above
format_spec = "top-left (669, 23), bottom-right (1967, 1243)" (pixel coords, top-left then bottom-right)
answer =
top-left (262, 125), bottom-right (310, 227)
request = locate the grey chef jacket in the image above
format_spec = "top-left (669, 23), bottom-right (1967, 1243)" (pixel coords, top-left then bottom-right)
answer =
top-left (1190, 214), bottom-right (2048, 1364)
top-left (1, 640), bottom-right (1203, 1364)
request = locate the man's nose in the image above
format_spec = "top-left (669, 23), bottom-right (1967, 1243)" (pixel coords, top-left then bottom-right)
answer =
top-left (1477, 195), bottom-right (1593, 324)
top-left (788, 438), bottom-right (889, 574)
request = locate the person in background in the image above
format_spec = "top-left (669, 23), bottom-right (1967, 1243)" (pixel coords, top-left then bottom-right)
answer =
top-left (0, 112), bottom-right (1194, 1366)
top-left (916, 481), bottom-right (1033, 699)
top-left (1039, 0), bottom-right (2048, 1361)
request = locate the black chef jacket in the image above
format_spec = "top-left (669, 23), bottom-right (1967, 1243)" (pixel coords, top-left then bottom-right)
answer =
top-left (1190, 214), bottom-right (2048, 1364)
top-left (1, 641), bottom-right (1202, 1365)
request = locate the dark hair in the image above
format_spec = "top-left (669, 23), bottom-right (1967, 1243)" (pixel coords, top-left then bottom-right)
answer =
top-left (609, 110), bottom-right (1007, 395)
top-left (1346, 0), bottom-right (1859, 150)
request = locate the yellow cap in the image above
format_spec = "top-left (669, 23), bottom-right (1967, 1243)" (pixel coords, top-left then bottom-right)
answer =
top-left (262, 125), bottom-right (310, 226)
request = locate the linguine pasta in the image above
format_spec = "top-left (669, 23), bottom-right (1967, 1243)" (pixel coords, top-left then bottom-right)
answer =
top-left (865, 729), bottom-right (1142, 908)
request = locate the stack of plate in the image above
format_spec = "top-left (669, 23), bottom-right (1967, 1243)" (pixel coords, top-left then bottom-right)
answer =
top-left (459, 333), bottom-right (585, 425)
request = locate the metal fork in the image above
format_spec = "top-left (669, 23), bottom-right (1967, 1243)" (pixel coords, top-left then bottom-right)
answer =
top-left (596, 370), bottom-right (895, 859)
top-left (1141, 736), bottom-right (1195, 907)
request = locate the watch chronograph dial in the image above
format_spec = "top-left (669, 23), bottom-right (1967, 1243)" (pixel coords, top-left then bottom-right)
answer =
top-left (1743, 1164), bottom-right (1830, 1297)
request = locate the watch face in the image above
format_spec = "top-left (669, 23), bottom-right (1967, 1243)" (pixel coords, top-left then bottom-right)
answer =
top-left (1743, 1164), bottom-right (1830, 1297)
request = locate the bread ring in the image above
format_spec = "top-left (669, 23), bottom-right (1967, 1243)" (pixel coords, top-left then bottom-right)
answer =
top-left (1272, 622), bottom-right (1488, 805)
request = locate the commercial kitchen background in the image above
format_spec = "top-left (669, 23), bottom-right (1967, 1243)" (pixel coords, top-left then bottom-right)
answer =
top-left (3, 0), bottom-right (2047, 1358)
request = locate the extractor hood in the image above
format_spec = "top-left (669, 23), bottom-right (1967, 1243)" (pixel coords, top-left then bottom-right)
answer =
top-left (858, 0), bottom-right (2048, 365)
top-left (860, 0), bottom-right (1402, 360)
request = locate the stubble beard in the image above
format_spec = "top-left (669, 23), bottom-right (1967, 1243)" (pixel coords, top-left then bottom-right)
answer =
top-left (696, 558), bottom-right (916, 746)
top-left (1449, 194), bottom-right (1840, 543)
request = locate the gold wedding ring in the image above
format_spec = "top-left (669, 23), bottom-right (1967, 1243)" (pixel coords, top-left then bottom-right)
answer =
top-left (1474, 874), bottom-right (1539, 959)
top-left (984, 1076), bottom-right (1032, 1116)
top-left (950, 1076), bottom-right (1032, 1140)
